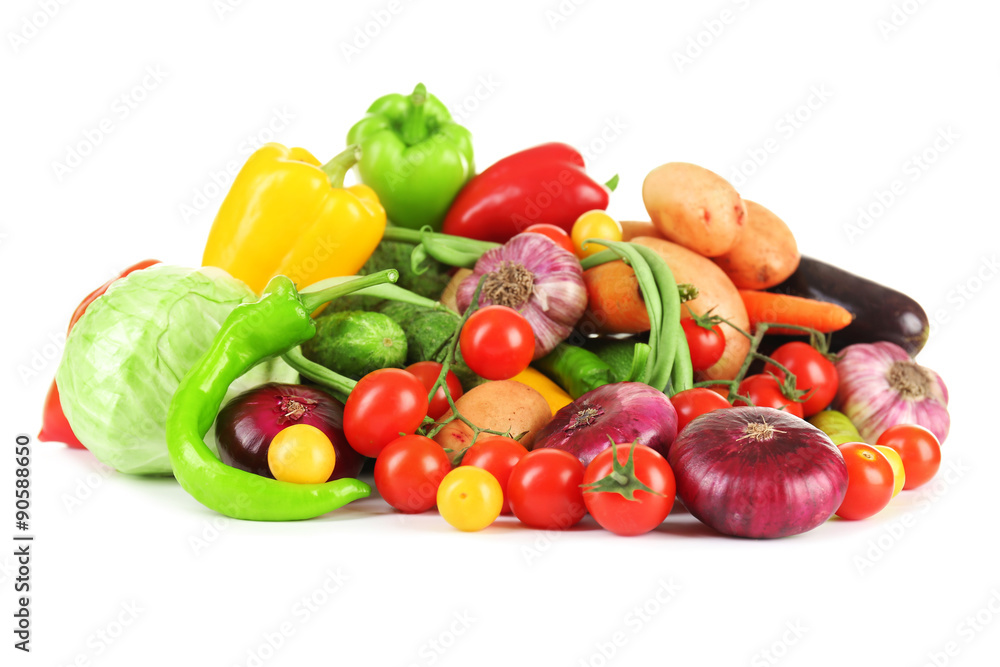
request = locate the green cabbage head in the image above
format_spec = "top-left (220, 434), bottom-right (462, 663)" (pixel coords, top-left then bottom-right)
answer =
top-left (56, 264), bottom-right (298, 475)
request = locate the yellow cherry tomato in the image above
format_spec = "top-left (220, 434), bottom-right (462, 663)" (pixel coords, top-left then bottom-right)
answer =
top-left (875, 445), bottom-right (906, 498)
top-left (571, 210), bottom-right (623, 258)
top-left (436, 467), bottom-right (503, 532)
top-left (267, 424), bottom-right (336, 484)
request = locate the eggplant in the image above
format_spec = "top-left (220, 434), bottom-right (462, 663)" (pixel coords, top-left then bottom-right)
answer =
top-left (767, 255), bottom-right (929, 356)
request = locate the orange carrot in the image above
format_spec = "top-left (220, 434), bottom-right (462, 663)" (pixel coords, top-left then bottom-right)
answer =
top-left (738, 290), bottom-right (854, 335)
top-left (582, 261), bottom-right (650, 334)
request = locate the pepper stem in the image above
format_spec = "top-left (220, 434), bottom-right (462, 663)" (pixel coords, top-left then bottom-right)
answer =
top-left (299, 269), bottom-right (398, 314)
top-left (400, 83), bottom-right (430, 146)
top-left (320, 144), bottom-right (361, 189)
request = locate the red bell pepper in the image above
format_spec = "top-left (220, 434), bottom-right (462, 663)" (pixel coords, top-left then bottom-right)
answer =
top-left (441, 142), bottom-right (617, 243)
top-left (38, 259), bottom-right (160, 449)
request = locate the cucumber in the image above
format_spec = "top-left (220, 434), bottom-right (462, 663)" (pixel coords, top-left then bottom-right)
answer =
top-left (373, 301), bottom-right (486, 390)
top-left (302, 310), bottom-right (407, 380)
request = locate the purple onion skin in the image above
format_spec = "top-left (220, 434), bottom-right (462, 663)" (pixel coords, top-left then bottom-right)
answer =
top-left (668, 407), bottom-right (848, 539)
top-left (532, 382), bottom-right (678, 467)
top-left (215, 383), bottom-right (362, 481)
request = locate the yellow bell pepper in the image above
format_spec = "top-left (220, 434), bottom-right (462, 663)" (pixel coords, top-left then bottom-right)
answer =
top-left (202, 143), bottom-right (385, 293)
top-left (513, 367), bottom-right (573, 416)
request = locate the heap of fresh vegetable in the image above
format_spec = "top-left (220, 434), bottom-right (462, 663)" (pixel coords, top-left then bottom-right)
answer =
top-left (41, 82), bottom-right (950, 537)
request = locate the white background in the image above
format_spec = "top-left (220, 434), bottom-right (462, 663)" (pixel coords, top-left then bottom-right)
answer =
top-left (3, 0), bottom-right (999, 665)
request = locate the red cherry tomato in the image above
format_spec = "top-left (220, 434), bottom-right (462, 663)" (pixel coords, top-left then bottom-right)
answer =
top-left (734, 374), bottom-right (804, 419)
top-left (764, 342), bottom-right (839, 417)
top-left (582, 444), bottom-right (676, 536)
top-left (680, 318), bottom-right (726, 372)
top-left (523, 223), bottom-right (575, 254)
top-left (876, 424), bottom-right (942, 490)
top-left (343, 369), bottom-right (429, 458)
top-left (836, 442), bottom-right (895, 520)
top-left (374, 435), bottom-right (452, 514)
top-left (405, 361), bottom-right (463, 420)
top-left (460, 435), bottom-right (530, 515)
top-left (459, 305), bottom-right (534, 381)
top-left (507, 449), bottom-right (586, 530)
top-left (670, 388), bottom-right (732, 433)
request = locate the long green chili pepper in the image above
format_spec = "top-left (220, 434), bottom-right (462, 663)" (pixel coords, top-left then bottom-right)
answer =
top-left (534, 343), bottom-right (615, 399)
top-left (165, 270), bottom-right (398, 521)
top-left (282, 347), bottom-right (355, 403)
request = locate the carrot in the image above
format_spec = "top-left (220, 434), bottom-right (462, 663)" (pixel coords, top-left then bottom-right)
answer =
top-left (581, 261), bottom-right (651, 334)
top-left (738, 290), bottom-right (854, 335)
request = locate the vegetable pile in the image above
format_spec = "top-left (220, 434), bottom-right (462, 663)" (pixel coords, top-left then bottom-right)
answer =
top-left (41, 83), bottom-right (950, 538)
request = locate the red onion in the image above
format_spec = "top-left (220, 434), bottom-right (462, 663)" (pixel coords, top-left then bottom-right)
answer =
top-left (532, 382), bottom-right (678, 466)
top-left (668, 407), bottom-right (848, 538)
top-left (834, 341), bottom-right (949, 444)
top-left (457, 233), bottom-right (586, 359)
top-left (215, 383), bottom-right (362, 481)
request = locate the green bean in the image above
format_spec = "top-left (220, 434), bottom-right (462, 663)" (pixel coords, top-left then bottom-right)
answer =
top-left (590, 240), bottom-right (662, 384)
top-left (631, 244), bottom-right (683, 391)
top-left (670, 329), bottom-right (694, 394)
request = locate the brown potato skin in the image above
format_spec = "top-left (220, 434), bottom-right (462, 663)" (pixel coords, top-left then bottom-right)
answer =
top-left (433, 380), bottom-right (551, 453)
top-left (712, 200), bottom-right (800, 289)
top-left (631, 236), bottom-right (750, 381)
top-left (620, 220), bottom-right (661, 241)
top-left (642, 162), bottom-right (746, 257)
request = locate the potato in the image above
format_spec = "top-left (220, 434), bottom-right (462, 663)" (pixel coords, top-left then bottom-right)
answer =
top-left (631, 236), bottom-right (750, 381)
top-left (642, 163), bottom-right (746, 257)
top-left (712, 200), bottom-right (799, 289)
top-left (620, 220), bottom-right (661, 241)
top-left (433, 380), bottom-right (551, 453)
top-left (439, 268), bottom-right (472, 313)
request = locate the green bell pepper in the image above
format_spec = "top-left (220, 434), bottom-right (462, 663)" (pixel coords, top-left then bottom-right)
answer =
top-left (347, 83), bottom-right (474, 231)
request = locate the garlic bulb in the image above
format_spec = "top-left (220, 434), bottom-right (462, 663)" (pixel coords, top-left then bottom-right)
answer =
top-left (457, 233), bottom-right (586, 359)
top-left (834, 342), bottom-right (949, 444)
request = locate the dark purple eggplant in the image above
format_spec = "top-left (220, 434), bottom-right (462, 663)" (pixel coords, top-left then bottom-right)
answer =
top-left (767, 256), bottom-right (928, 356)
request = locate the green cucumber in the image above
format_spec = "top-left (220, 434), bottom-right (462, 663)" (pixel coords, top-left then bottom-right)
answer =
top-left (302, 310), bottom-right (407, 380)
